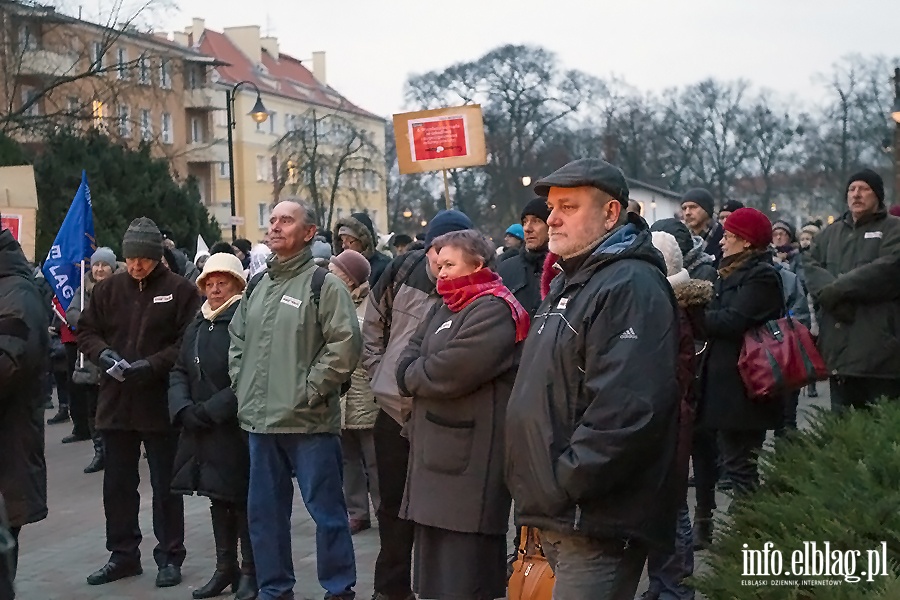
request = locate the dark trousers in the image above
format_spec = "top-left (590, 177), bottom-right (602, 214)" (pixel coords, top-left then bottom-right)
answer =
top-left (774, 391), bottom-right (800, 438)
top-left (247, 432), bottom-right (355, 600)
top-left (717, 429), bottom-right (767, 499)
top-left (690, 428), bottom-right (718, 517)
top-left (0, 526), bottom-right (18, 600)
top-left (373, 409), bottom-right (415, 598)
top-left (646, 503), bottom-right (695, 600)
top-left (64, 343), bottom-right (91, 437)
top-left (102, 430), bottom-right (185, 569)
top-left (830, 377), bottom-right (900, 412)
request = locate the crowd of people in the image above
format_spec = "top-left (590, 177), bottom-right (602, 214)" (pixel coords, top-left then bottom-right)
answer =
top-left (1, 157), bottom-right (899, 600)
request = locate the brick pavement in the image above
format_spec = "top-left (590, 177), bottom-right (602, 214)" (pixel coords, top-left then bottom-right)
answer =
top-left (14, 386), bottom-right (829, 600)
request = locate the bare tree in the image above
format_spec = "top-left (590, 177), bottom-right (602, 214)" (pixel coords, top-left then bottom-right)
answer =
top-left (274, 108), bottom-right (383, 232)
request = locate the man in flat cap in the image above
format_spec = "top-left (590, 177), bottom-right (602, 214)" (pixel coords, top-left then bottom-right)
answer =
top-left (78, 217), bottom-right (201, 589)
top-left (505, 159), bottom-right (681, 599)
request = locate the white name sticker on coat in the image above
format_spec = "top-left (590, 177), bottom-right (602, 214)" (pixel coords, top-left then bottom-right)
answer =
top-left (556, 297), bottom-right (569, 310)
top-left (153, 294), bottom-right (173, 303)
top-left (280, 295), bottom-right (302, 308)
top-left (865, 231), bottom-right (883, 239)
top-left (435, 320), bottom-right (452, 334)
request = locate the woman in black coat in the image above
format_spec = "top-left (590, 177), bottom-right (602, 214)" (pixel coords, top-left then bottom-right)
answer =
top-left (168, 253), bottom-right (256, 600)
top-left (700, 208), bottom-right (784, 500)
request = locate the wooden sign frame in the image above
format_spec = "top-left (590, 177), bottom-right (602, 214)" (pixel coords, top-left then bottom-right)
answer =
top-left (393, 105), bottom-right (487, 175)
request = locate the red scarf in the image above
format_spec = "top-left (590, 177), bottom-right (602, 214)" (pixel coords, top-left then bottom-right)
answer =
top-left (437, 269), bottom-right (530, 342)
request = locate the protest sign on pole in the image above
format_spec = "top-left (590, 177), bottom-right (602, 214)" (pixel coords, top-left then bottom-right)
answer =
top-left (42, 170), bottom-right (95, 311)
top-left (393, 105), bottom-right (487, 209)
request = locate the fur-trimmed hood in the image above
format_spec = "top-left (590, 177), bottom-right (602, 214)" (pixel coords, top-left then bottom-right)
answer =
top-left (332, 213), bottom-right (376, 259)
top-left (672, 278), bottom-right (713, 309)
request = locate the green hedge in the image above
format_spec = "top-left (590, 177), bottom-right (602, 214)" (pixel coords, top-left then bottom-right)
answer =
top-left (693, 402), bottom-right (900, 599)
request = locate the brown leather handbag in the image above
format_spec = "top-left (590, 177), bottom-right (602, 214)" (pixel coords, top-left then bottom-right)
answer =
top-left (508, 527), bottom-right (555, 600)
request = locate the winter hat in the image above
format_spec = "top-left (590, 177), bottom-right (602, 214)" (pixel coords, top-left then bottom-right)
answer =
top-left (425, 210), bottom-right (473, 249)
top-left (533, 158), bottom-right (629, 206)
top-left (681, 188), bottom-right (715, 220)
top-left (330, 249), bottom-right (371, 288)
top-left (651, 231), bottom-right (690, 287)
top-left (337, 225), bottom-right (359, 241)
top-left (650, 218), bottom-right (693, 257)
top-left (846, 169), bottom-right (885, 205)
top-left (210, 241), bottom-right (236, 255)
top-left (724, 207), bottom-right (772, 249)
top-left (90, 246), bottom-right (116, 267)
top-left (772, 220), bottom-right (796, 243)
top-left (232, 238), bottom-right (252, 256)
top-left (122, 217), bottom-right (163, 260)
top-left (890, 206), bottom-right (900, 218)
top-left (196, 252), bottom-right (247, 292)
top-left (505, 224), bottom-right (525, 241)
top-left (800, 223), bottom-right (821, 237)
top-left (521, 197), bottom-right (551, 224)
top-left (720, 199), bottom-right (744, 214)
top-left (312, 238), bottom-right (332, 261)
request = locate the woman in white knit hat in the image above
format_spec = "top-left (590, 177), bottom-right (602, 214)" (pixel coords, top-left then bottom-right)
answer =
top-left (168, 253), bottom-right (258, 600)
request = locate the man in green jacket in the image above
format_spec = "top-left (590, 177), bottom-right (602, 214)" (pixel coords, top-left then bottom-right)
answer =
top-left (229, 200), bottom-right (362, 600)
top-left (803, 169), bottom-right (900, 411)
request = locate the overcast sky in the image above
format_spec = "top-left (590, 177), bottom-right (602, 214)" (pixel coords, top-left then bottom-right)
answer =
top-left (159, 0), bottom-right (899, 118)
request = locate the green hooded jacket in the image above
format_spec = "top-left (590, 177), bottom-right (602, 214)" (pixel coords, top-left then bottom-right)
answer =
top-left (229, 247), bottom-right (362, 434)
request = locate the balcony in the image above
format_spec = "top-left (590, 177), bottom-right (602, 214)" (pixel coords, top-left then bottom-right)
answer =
top-left (19, 48), bottom-right (79, 78)
top-left (184, 141), bottom-right (226, 164)
top-left (184, 87), bottom-right (220, 110)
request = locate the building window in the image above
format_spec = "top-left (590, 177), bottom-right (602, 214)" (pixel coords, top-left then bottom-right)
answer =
top-left (92, 41), bottom-right (103, 70)
top-left (138, 55), bottom-right (149, 84)
top-left (18, 24), bottom-right (36, 50)
top-left (140, 109), bottom-right (151, 141)
top-left (214, 109), bottom-right (227, 128)
top-left (284, 113), bottom-right (292, 132)
top-left (363, 171), bottom-right (377, 192)
top-left (190, 117), bottom-right (203, 143)
top-left (218, 162), bottom-right (229, 179)
top-left (286, 161), bottom-right (298, 184)
top-left (161, 112), bottom-right (172, 144)
top-left (258, 203), bottom-right (272, 228)
top-left (116, 47), bottom-right (127, 79)
top-left (159, 59), bottom-right (170, 89)
top-left (67, 96), bottom-right (80, 116)
top-left (268, 111), bottom-right (277, 135)
top-left (91, 100), bottom-right (106, 129)
top-left (256, 155), bottom-right (271, 182)
top-left (256, 119), bottom-right (263, 132)
top-left (118, 105), bottom-right (131, 137)
top-left (20, 88), bottom-right (39, 116)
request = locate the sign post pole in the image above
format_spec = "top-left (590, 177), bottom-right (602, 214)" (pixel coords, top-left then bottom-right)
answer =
top-left (442, 169), bottom-right (452, 209)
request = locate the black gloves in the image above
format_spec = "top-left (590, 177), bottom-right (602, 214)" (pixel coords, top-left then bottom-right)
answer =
top-left (123, 359), bottom-right (154, 382)
top-left (179, 405), bottom-right (214, 432)
top-left (99, 348), bottom-right (124, 371)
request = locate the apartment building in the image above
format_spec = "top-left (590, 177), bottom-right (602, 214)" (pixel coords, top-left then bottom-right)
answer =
top-left (177, 19), bottom-right (387, 241)
top-left (0, 0), bottom-right (223, 206)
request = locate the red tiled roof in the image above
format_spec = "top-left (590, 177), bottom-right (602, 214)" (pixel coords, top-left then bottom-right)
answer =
top-left (197, 29), bottom-right (381, 121)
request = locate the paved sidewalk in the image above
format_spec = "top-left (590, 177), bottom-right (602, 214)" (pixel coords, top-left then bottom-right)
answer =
top-left (14, 385), bottom-right (829, 599)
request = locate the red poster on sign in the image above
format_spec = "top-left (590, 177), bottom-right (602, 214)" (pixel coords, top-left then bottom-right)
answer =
top-left (409, 116), bottom-right (469, 162)
top-left (1, 215), bottom-right (21, 240)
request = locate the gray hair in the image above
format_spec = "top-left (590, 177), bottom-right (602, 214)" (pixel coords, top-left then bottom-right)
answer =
top-left (281, 197), bottom-right (317, 228)
top-left (431, 229), bottom-right (496, 269)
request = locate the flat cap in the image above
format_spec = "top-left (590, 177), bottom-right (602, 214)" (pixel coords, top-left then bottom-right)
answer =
top-left (533, 158), bottom-right (629, 206)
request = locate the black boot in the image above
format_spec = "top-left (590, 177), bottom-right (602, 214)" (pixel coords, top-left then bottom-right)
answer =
top-left (84, 435), bottom-right (105, 473)
top-left (234, 507), bottom-right (258, 600)
top-left (693, 510), bottom-right (713, 550)
top-left (193, 503), bottom-right (239, 599)
top-left (47, 405), bottom-right (69, 424)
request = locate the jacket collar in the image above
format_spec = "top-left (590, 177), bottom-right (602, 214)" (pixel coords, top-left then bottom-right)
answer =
top-left (841, 206), bottom-right (887, 228)
top-left (267, 247), bottom-right (314, 280)
top-left (126, 261), bottom-right (166, 288)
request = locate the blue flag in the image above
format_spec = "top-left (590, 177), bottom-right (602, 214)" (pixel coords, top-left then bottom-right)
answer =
top-left (42, 170), bottom-right (95, 311)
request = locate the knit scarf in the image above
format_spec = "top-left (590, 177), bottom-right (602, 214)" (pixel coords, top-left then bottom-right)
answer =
top-left (201, 294), bottom-right (242, 321)
top-left (718, 249), bottom-right (766, 279)
top-left (437, 269), bottom-right (530, 342)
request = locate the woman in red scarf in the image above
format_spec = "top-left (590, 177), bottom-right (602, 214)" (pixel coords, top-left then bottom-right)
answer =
top-left (396, 229), bottom-right (528, 600)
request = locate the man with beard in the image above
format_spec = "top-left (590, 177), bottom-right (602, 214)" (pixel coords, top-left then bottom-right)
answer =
top-left (497, 198), bottom-right (551, 316)
top-left (681, 188), bottom-right (723, 266)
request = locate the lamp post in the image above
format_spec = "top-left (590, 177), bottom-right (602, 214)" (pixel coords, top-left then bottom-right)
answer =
top-left (892, 68), bottom-right (900, 205)
top-left (225, 81), bottom-right (268, 241)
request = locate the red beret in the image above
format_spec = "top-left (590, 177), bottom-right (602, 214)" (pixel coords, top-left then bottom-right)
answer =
top-left (724, 208), bottom-right (772, 249)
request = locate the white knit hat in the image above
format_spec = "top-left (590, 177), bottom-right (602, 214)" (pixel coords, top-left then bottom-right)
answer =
top-left (651, 231), bottom-right (689, 286)
top-left (196, 252), bottom-right (247, 292)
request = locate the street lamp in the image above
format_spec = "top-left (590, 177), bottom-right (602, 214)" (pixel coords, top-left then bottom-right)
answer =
top-left (226, 81), bottom-right (268, 241)
top-left (521, 176), bottom-right (532, 187)
top-left (892, 68), bottom-right (900, 124)
top-left (402, 208), bottom-right (413, 219)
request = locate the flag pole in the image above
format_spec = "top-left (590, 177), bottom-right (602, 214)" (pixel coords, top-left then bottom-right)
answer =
top-left (78, 259), bottom-right (85, 368)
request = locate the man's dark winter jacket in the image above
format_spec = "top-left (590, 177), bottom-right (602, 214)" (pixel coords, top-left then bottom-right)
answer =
top-left (506, 214), bottom-right (680, 550)
top-left (0, 229), bottom-right (49, 528)
top-left (497, 247), bottom-right (548, 317)
top-left (78, 263), bottom-right (201, 431)
top-left (699, 252), bottom-right (783, 431)
top-left (332, 212), bottom-right (392, 286)
top-left (701, 221), bottom-right (724, 266)
top-left (802, 208), bottom-right (900, 378)
top-left (169, 303), bottom-right (248, 503)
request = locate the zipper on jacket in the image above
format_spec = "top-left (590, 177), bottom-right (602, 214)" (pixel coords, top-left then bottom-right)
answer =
top-left (573, 504), bottom-right (582, 531)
